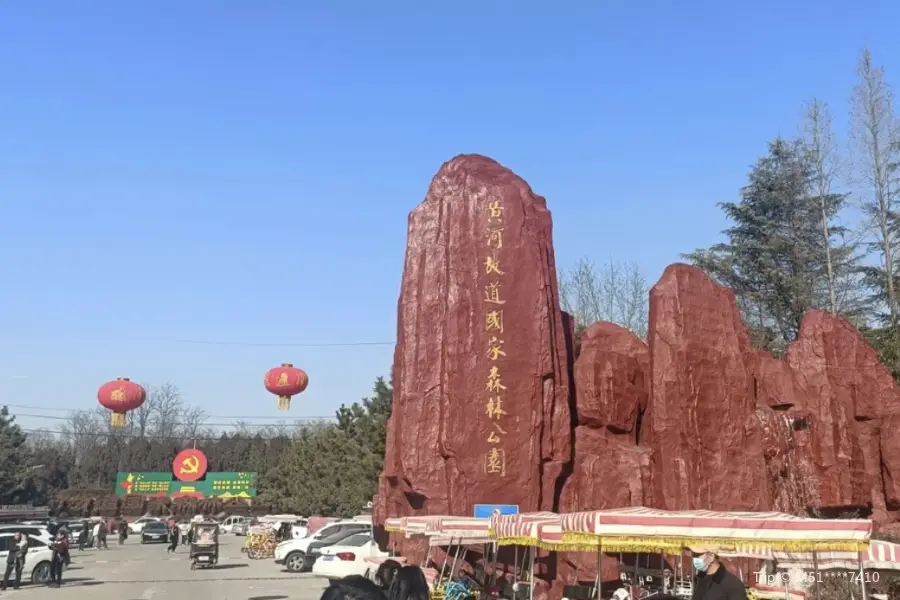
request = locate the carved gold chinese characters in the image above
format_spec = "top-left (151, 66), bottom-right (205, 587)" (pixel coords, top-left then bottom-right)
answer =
top-left (482, 199), bottom-right (509, 476)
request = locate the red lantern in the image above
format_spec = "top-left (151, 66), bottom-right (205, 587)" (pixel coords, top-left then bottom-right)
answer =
top-left (264, 363), bottom-right (308, 411)
top-left (97, 377), bottom-right (146, 427)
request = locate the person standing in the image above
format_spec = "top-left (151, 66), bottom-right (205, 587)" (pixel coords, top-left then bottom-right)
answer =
top-left (77, 522), bottom-right (88, 551)
top-left (1, 533), bottom-right (25, 590)
top-left (689, 546), bottom-right (747, 600)
top-left (118, 519), bottom-right (128, 545)
top-left (167, 523), bottom-right (180, 553)
top-left (97, 520), bottom-right (108, 550)
top-left (49, 531), bottom-right (69, 587)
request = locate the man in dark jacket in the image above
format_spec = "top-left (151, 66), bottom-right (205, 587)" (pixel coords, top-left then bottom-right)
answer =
top-left (77, 522), bottom-right (88, 551)
top-left (0, 533), bottom-right (25, 590)
top-left (690, 546), bottom-right (747, 600)
top-left (49, 531), bottom-right (69, 587)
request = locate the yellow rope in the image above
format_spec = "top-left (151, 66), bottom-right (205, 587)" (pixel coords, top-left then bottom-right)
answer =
top-left (495, 534), bottom-right (867, 553)
top-left (558, 533), bottom-right (869, 553)
top-left (495, 537), bottom-right (680, 553)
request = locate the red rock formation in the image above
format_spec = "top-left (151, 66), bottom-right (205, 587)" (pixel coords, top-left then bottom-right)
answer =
top-left (377, 154), bottom-right (573, 557)
top-left (646, 264), bottom-right (770, 511)
top-left (557, 323), bottom-right (651, 582)
top-left (375, 155), bottom-right (900, 587)
top-left (786, 311), bottom-right (900, 512)
top-left (571, 322), bottom-right (648, 434)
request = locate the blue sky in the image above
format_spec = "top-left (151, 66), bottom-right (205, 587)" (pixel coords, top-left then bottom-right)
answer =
top-left (1, 0), bottom-right (897, 432)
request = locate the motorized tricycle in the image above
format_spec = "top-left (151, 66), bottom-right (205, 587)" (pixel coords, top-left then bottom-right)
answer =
top-left (189, 521), bottom-right (219, 569)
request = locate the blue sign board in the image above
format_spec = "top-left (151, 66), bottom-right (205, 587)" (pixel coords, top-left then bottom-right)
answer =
top-left (473, 504), bottom-right (519, 518)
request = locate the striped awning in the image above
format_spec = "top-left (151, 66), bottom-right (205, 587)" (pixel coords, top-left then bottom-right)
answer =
top-left (722, 539), bottom-right (899, 571)
top-left (561, 507), bottom-right (872, 552)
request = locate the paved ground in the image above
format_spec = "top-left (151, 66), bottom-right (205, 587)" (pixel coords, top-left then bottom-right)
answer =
top-left (14, 535), bottom-right (327, 600)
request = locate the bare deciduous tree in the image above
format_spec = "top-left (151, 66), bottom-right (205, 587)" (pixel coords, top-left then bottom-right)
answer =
top-left (800, 98), bottom-right (866, 321)
top-left (802, 98), bottom-right (841, 313)
top-left (180, 406), bottom-right (207, 441)
top-left (148, 382), bottom-right (184, 439)
top-left (58, 408), bottom-right (106, 467)
top-left (850, 47), bottom-right (900, 325)
top-left (558, 257), bottom-right (649, 338)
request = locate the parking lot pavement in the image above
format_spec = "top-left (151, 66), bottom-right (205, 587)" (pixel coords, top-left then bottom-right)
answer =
top-left (13, 535), bottom-right (328, 600)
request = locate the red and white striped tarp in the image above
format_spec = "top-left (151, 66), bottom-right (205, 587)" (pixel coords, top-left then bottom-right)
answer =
top-left (536, 523), bottom-right (565, 546)
top-left (561, 507), bottom-right (871, 550)
top-left (436, 517), bottom-right (491, 536)
top-left (428, 535), bottom-right (493, 546)
top-left (490, 511), bottom-right (559, 534)
top-left (492, 513), bottom-right (563, 545)
top-left (428, 517), bottom-right (492, 545)
top-left (384, 517), bottom-right (404, 532)
top-left (384, 515), bottom-right (448, 536)
top-left (721, 539), bottom-right (900, 571)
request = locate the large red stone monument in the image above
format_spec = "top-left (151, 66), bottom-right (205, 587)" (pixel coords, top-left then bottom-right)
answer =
top-left (373, 154), bottom-right (900, 589)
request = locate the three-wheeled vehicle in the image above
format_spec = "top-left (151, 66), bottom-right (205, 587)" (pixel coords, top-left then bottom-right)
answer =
top-left (189, 521), bottom-right (219, 569)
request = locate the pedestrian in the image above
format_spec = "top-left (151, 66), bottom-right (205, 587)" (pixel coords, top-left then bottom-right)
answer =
top-left (689, 546), bottom-right (747, 600)
top-left (1, 532), bottom-right (25, 590)
top-left (77, 522), bottom-right (88, 551)
top-left (321, 576), bottom-right (387, 600)
top-left (375, 559), bottom-right (402, 590)
top-left (97, 520), bottom-right (108, 550)
top-left (49, 531), bottom-right (69, 587)
top-left (387, 566), bottom-right (430, 600)
top-left (167, 522), bottom-right (180, 553)
top-left (118, 519), bottom-right (128, 545)
top-left (92, 520), bottom-right (101, 549)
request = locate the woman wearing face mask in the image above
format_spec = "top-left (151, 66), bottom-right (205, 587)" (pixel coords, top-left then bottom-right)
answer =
top-left (689, 546), bottom-right (747, 600)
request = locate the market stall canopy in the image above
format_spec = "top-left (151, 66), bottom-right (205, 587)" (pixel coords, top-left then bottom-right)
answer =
top-left (560, 507), bottom-right (872, 552)
top-left (429, 517), bottom-right (492, 546)
top-left (489, 511), bottom-right (559, 533)
top-left (721, 539), bottom-right (900, 571)
top-left (384, 515), bottom-right (447, 537)
top-left (492, 512), bottom-right (568, 549)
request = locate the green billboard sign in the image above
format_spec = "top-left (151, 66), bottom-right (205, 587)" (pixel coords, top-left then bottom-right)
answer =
top-left (115, 472), bottom-right (257, 498)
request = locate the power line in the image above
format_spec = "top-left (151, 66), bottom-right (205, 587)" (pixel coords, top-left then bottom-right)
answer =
top-left (11, 412), bottom-right (335, 427)
top-left (2, 403), bottom-right (337, 421)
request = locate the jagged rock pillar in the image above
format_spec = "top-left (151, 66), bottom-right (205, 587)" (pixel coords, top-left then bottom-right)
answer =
top-left (375, 155), bottom-right (574, 561)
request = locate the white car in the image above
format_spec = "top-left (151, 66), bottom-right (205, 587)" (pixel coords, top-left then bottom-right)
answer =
top-left (0, 525), bottom-right (52, 546)
top-left (311, 533), bottom-right (388, 580)
top-left (128, 517), bottom-right (162, 535)
top-left (0, 534), bottom-right (55, 585)
top-left (220, 516), bottom-right (247, 534)
top-left (273, 520), bottom-right (372, 572)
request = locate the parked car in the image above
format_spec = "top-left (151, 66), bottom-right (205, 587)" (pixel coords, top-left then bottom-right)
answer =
top-left (0, 533), bottom-right (55, 585)
top-left (140, 521), bottom-right (169, 544)
top-left (219, 515), bottom-right (247, 534)
top-left (311, 532), bottom-right (387, 580)
top-left (232, 517), bottom-right (258, 536)
top-left (65, 522), bottom-right (84, 546)
top-left (275, 522), bottom-right (372, 573)
top-left (128, 516), bottom-right (163, 535)
top-left (0, 524), bottom-right (52, 546)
